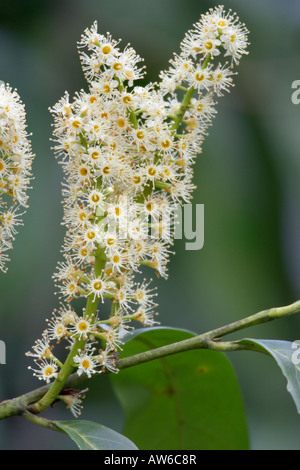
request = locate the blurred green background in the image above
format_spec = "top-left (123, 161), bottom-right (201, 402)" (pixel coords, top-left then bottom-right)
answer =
top-left (1, 0), bottom-right (300, 450)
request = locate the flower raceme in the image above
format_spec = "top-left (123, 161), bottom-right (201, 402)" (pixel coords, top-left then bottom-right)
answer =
top-left (26, 6), bottom-right (249, 416)
top-left (0, 84), bottom-right (34, 272)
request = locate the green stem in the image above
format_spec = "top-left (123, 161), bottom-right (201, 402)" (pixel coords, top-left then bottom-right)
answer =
top-left (170, 53), bottom-right (212, 134)
top-left (112, 301), bottom-right (300, 369)
top-left (129, 109), bottom-right (139, 129)
top-left (205, 300), bottom-right (300, 339)
top-left (23, 412), bottom-right (65, 434)
top-left (171, 86), bottom-right (195, 133)
top-left (201, 53), bottom-right (212, 70)
top-left (31, 246), bottom-right (107, 414)
top-left (31, 339), bottom-right (86, 414)
top-left (154, 180), bottom-right (172, 191)
top-left (1, 300), bottom-right (300, 420)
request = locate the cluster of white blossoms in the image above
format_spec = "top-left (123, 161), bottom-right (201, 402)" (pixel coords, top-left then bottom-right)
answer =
top-left (27, 6), bottom-right (249, 414)
top-left (0, 84), bottom-right (34, 272)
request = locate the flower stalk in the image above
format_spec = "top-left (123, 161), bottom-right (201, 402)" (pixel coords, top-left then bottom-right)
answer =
top-left (25, 5), bottom-right (250, 417)
top-left (0, 84), bottom-right (34, 272)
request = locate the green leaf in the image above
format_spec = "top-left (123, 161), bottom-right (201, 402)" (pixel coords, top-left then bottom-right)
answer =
top-left (111, 327), bottom-right (249, 450)
top-left (55, 420), bottom-right (139, 450)
top-left (238, 339), bottom-right (300, 414)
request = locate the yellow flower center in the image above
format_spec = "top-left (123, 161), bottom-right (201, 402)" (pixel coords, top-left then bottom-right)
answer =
top-left (148, 167), bottom-right (156, 177)
top-left (123, 95), bottom-right (132, 104)
top-left (113, 62), bottom-right (123, 71)
top-left (91, 194), bottom-right (100, 203)
top-left (102, 45), bottom-right (111, 55)
top-left (205, 41), bottom-right (213, 50)
top-left (103, 166), bottom-right (111, 175)
top-left (195, 72), bottom-right (205, 82)
top-left (146, 202), bottom-right (154, 212)
top-left (91, 151), bottom-right (100, 160)
top-left (79, 167), bottom-right (88, 176)
top-left (161, 139), bottom-right (171, 149)
top-left (118, 118), bottom-right (126, 128)
top-left (133, 175), bottom-right (141, 184)
top-left (94, 281), bottom-right (103, 291)
top-left (136, 130), bottom-right (145, 140)
top-left (57, 326), bottom-right (64, 335)
top-left (87, 230), bottom-right (96, 240)
top-left (78, 321), bottom-right (88, 331)
top-left (45, 367), bottom-right (54, 377)
top-left (113, 255), bottom-right (120, 264)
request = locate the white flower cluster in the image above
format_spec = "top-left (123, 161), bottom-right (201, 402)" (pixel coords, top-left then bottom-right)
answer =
top-left (0, 84), bottom-right (34, 272)
top-left (27, 6), bottom-right (249, 402)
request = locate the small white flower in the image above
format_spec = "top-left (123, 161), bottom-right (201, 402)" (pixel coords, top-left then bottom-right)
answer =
top-left (28, 360), bottom-right (59, 384)
top-left (96, 347), bottom-right (119, 374)
top-left (74, 352), bottom-right (98, 377)
top-left (0, 83), bottom-right (34, 272)
top-left (27, 12), bottom-right (249, 423)
top-left (70, 317), bottom-right (94, 340)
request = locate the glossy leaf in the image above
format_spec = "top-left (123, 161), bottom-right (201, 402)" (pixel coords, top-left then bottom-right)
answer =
top-left (111, 327), bottom-right (249, 450)
top-left (56, 420), bottom-right (138, 450)
top-left (239, 339), bottom-right (300, 413)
